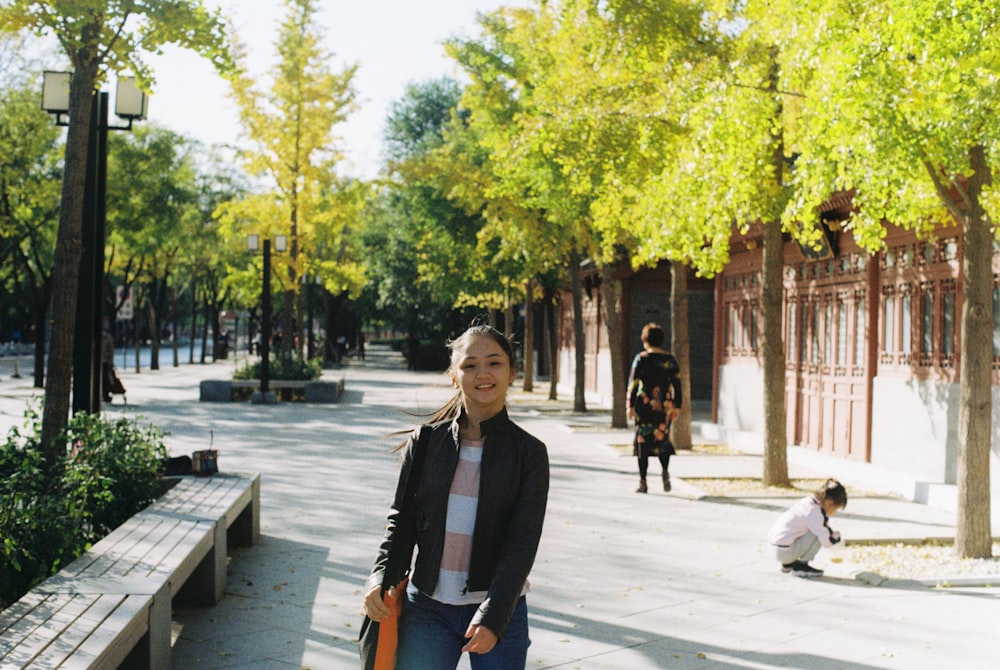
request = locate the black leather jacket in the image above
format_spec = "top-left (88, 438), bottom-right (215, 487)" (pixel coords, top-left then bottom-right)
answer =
top-left (367, 407), bottom-right (549, 639)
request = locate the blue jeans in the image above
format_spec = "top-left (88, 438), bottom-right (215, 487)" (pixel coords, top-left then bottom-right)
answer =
top-left (396, 591), bottom-right (530, 670)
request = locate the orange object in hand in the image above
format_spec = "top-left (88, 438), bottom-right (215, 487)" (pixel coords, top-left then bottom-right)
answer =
top-left (373, 578), bottom-right (407, 669)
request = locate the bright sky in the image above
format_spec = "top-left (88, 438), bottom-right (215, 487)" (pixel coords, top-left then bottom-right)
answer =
top-left (145, 0), bottom-right (522, 180)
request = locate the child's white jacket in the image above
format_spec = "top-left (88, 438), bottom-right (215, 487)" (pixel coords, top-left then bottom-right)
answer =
top-left (767, 495), bottom-right (840, 548)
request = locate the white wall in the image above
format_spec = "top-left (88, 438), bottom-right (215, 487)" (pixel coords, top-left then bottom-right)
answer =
top-left (715, 363), bottom-right (766, 453)
top-left (715, 362), bottom-right (1000, 514)
top-left (870, 376), bottom-right (957, 482)
top-left (556, 346), bottom-right (616, 409)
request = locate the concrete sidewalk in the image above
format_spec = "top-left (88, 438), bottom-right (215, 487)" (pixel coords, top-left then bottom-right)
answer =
top-left (1, 346), bottom-right (997, 669)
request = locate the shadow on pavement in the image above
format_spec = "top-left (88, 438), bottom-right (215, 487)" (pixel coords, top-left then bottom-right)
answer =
top-left (527, 604), bottom-right (888, 669)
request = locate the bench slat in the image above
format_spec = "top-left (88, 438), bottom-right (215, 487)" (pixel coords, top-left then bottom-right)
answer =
top-left (26, 594), bottom-right (133, 668)
top-left (40, 517), bottom-right (212, 593)
top-left (0, 592), bottom-right (150, 669)
top-left (0, 592), bottom-right (85, 664)
top-left (150, 475), bottom-right (249, 522)
top-left (67, 595), bottom-right (151, 669)
top-left (39, 512), bottom-right (214, 593)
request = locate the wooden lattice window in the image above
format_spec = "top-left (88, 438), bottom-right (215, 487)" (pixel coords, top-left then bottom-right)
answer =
top-left (942, 279), bottom-right (956, 366)
top-left (882, 286), bottom-right (896, 365)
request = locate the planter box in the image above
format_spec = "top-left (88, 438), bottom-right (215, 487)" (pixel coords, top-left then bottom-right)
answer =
top-left (199, 378), bottom-right (344, 403)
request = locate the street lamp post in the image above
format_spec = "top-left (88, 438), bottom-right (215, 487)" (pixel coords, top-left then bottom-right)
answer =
top-left (42, 72), bottom-right (147, 414)
top-left (248, 234), bottom-right (287, 404)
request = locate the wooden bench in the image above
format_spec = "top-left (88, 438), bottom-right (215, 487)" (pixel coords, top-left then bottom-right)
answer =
top-left (0, 472), bottom-right (260, 669)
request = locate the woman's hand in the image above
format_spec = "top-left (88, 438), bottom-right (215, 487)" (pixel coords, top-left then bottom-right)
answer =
top-left (461, 624), bottom-right (498, 654)
top-left (362, 584), bottom-right (393, 621)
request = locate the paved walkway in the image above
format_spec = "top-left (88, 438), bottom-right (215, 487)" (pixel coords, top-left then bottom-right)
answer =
top-left (1, 346), bottom-right (997, 669)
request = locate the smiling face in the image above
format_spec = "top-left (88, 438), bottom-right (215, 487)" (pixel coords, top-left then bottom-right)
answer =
top-left (450, 332), bottom-right (516, 419)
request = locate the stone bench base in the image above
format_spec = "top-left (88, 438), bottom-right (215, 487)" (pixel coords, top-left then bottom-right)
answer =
top-left (199, 379), bottom-right (343, 403)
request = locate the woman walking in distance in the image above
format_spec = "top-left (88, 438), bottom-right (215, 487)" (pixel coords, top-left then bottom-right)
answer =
top-left (627, 322), bottom-right (682, 493)
top-left (363, 325), bottom-right (550, 669)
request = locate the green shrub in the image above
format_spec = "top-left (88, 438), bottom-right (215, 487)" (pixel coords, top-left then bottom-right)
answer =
top-left (234, 354), bottom-right (322, 381)
top-left (0, 408), bottom-right (167, 608)
top-left (0, 413), bottom-right (85, 608)
top-left (63, 413), bottom-right (167, 539)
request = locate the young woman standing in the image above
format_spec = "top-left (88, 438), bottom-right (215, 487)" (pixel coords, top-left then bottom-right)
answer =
top-left (363, 325), bottom-right (549, 670)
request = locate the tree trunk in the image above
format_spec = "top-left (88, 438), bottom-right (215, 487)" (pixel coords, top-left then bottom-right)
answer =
top-left (544, 284), bottom-right (559, 401)
top-left (523, 280), bottom-right (534, 392)
top-left (188, 281), bottom-right (197, 365)
top-left (41, 63), bottom-right (99, 462)
top-left (505, 291), bottom-right (514, 340)
top-left (148, 297), bottom-right (160, 371)
top-left (171, 286), bottom-right (180, 368)
top-left (33, 306), bottom-right (47, 388)
top-left (601, 273), bottom-right (628, 429)
top-left (761, 220), bottom-right (789, 486)
top-left (670, 262), bottom-right (692, 450)
top-left (133, 297), bottom-right (141, 373)
top-left (762, 49), bottom-right (790, 487)
top-left (955, 144), bottom-right (993, 559)
top-left (200, 300), bottom-right (210, 364)
top-left (570, 248), bottom-right (587, 413)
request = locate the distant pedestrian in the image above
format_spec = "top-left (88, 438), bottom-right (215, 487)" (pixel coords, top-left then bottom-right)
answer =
top-left (626, 322), bottom-right (682, 493)
top-left (357, 331), bottom-right (366, 360)
top-left (337, 334), bottom-right (348, 362)
top-left (101, 328), bottom-right (116, 403)
top-left (767, 478), bottom-right (847, 578)
top-left (362, 324), bottom-right (549, 670)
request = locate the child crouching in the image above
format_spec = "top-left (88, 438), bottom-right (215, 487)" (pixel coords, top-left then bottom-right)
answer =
top-left (767, 478), bottom-right (847, 577)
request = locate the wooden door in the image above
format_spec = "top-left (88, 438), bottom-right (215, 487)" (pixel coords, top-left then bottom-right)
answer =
top-left (787, 266), bottom-right (869, 460)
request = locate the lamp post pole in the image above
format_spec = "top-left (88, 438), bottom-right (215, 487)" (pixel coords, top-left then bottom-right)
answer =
top-left (71, 91), bottom-right (110, 415)
top-left (248, 233), bottom-right (283, 404)
top-left (260, 238), bottom-right (272, 398)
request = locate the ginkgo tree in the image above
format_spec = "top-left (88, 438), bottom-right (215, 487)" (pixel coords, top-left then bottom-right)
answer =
top-left (382, 78), bottom-right (499, 317)
top-left (226, 0), bottom-right (358, 359)
top-left (773, 0), bottom-right (1000, 559)
top-left (547, 0), bottom-right (716, 429)
top-left (448, 4), bottom-right (632, 414)
top-left (0, 0), bottom-right (231, 461)
top-left (448, 1), bottom-right (715, 423)
top-left (624, 0), bottom-right (824, 489)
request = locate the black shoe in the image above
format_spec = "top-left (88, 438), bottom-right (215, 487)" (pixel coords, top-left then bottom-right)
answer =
top-left (662, 473), bottom-right (671, 492)
top-left (781, 562), bottom-right (795, 573)
top-left (789, 561), bottom-right (823, 578)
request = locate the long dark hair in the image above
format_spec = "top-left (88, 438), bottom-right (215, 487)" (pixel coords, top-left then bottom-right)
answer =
top-left (393, 325), bottom-right (516, 450)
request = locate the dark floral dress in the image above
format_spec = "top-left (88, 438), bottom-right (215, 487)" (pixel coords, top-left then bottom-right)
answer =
top-left (627, 351), bottom-right (682, 458)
